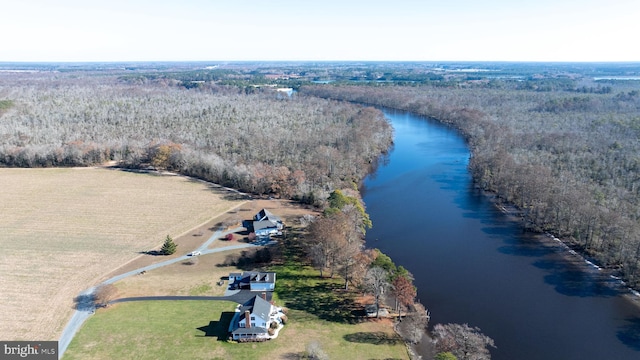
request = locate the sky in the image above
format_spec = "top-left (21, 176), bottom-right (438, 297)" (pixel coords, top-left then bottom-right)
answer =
top-left (0, 0), bottom-right (638, 62)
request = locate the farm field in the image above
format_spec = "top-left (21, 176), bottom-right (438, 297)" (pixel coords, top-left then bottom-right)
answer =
top-left (0, 167), bottom-right (245, 340)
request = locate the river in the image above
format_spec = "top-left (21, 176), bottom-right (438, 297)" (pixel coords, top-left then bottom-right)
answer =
top-left (362, 109), bottom-right (640, 360)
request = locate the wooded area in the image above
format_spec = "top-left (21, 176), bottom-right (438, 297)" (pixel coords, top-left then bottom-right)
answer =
top-left (301, 81), bottom-right (640, 287)
top-left (0, 73), bottom-right (392, 203)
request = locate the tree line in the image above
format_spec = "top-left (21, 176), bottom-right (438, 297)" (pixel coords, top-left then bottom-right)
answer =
top-left (302, 189), bottom-right (495, 359)
top-left (301, 82), bottom-right (640, 288)
top-left (0, 73), bottom-right (392, 203)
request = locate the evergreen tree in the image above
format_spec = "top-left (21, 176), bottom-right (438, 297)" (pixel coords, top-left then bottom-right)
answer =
top-left (160, 235), bottom-right (177, 255)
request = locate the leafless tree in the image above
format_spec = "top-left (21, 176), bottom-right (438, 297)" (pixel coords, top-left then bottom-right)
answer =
top-left (306, 340), bottom-right (329, 360)
top-left (93, 284), bottom-right (118, 308)
top-left (397, 302), bottom-right (429, 344)
top-left (364, 266), bottom-right (389, 318)
top-left (432, 323), bottom-right (496, 360)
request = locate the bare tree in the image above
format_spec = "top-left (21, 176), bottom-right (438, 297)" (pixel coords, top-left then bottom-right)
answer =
top-left (364, 266), bottom-right (389, 318)
top-left (397, 302), bottom-right (429, 344)
top-left (306, 340), bottom-right (329, 360)
top-left (93, 284), bottom-right (118, 308)
top-left (432, 323), bottom-right (496, 360)
top-left (306, 215), bottom-right (344, 277)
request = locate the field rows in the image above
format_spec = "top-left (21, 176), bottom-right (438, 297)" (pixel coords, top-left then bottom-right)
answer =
top-left (0, 168), bottom-right (243, 340)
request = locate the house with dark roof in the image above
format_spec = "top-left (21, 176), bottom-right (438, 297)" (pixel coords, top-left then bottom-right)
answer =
top-left (251, 209), bottom-right (283, 237)
top-left (228, 271), bottom-right (276, 292)
top-left (229, 294), bottom-right (285, 341)
top-left (254, 209), bottom-right (282, 223)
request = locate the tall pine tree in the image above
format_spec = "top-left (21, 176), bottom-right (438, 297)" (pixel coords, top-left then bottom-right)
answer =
top-left (160, 235), bottom-right (177, 255)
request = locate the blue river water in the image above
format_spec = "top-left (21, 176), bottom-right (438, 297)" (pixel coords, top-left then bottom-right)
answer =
top-left (362, 109), bottom-right (640, 360)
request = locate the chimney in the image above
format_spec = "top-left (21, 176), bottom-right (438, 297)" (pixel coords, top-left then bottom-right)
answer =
top-left (244, 310), bottom-right (251, 328)
top-left (262, 292), bottom-right (267, 301)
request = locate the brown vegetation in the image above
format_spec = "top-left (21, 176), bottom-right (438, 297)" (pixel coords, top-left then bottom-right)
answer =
top-left (93, 284), bottom-right (118, 307)
top-left (0, 73), bottom-right (393, 203)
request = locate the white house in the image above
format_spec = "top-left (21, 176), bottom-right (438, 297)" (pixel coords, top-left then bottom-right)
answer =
top-left (230, 294), bottom-right (285, 341)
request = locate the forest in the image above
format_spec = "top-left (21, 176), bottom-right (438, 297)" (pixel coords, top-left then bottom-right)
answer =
top-left (0, 72), bottom-right (392, 203)
top-left (301, 77), bottom-right (640, 288)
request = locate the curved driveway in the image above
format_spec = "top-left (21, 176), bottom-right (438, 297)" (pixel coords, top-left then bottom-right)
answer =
top-left (58, 225), bottom-right (275, 358)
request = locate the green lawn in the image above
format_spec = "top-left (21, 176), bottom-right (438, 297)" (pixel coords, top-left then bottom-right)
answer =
top-left (64, 297), bottom-right (407, 360)
top-left (64, 301), bottom-right (238, 360)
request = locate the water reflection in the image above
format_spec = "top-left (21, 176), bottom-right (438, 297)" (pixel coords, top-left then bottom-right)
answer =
top-left (618, 317), bottom-right (640, 351)
top-left (532, 258), bottom-right (621, 298)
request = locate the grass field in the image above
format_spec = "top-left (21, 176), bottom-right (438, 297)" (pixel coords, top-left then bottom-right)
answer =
top-left (114, 251), bottom-right (240, 297)
top-left (0, 167), bottom-right (245, 340)
top-left (63, 299), bottom-right (407, 360)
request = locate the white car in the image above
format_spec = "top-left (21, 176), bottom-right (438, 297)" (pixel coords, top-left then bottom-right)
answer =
top-left (189, 251), bottom-right (201, 256)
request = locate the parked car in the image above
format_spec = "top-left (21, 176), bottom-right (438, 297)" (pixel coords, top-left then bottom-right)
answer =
top-left (189, 251), bottom-right (201, 256)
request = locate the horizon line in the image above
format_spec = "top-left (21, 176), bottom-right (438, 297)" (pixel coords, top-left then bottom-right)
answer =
top-left (2, 60), bottom-right (640, 65)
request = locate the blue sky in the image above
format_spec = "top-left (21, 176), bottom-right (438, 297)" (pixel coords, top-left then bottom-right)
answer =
top-left (1, 0), bottom-right (638, 62)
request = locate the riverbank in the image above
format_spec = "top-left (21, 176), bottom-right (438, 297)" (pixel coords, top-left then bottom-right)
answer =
top-left (487, 191), bottom-right (640, 309)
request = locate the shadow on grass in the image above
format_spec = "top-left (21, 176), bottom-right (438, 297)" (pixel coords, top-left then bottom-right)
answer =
top-left (268, 227), bottom-right (362, 324)
top-left (73, 293), bottom-right (95, 311)
top-left (280, 353), bottom-right (305, 359)
top-left (139, 250), bottom-right (166, 256)
top-left (344, 332), bottom-right (403, 345)
top-left (216, 246), bottom-right (277, 271)
top-left (279, 228), bottom-right (311, 264)
top-left (196, 311), bottom-right (235, 340)
top-left (276, 273), bottom-right (360, 324)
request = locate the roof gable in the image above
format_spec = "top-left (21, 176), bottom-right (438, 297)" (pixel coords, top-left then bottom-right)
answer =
top-left (253, 220), bottom-right (278, 231)
top-left (254, 209), bottom-right (282, 223)
top-left (252, 295), bottom-right (272, 321)
top-left (239, 295), bottom-right (272, 323)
